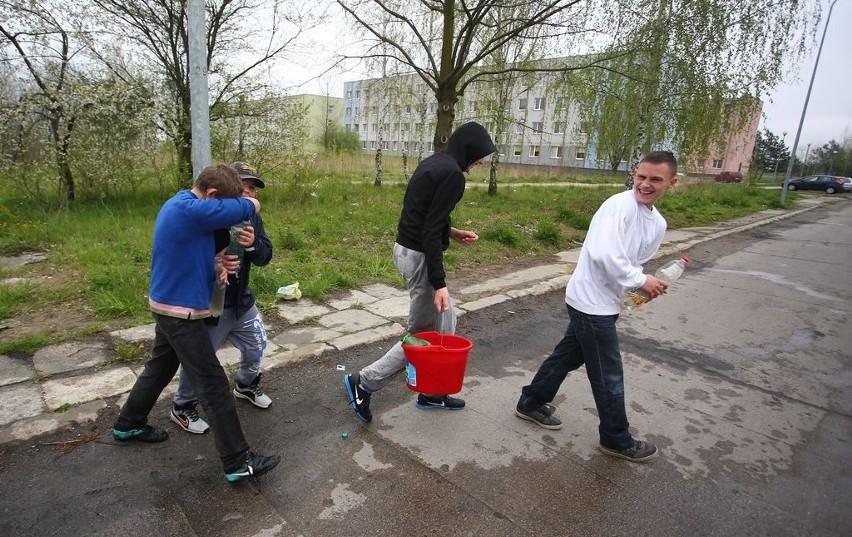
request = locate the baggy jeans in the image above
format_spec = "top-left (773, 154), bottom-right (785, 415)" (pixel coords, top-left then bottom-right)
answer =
top-left (519, 304), bottom-right (634, 450)
top-left (114, 313), bottom-right (250, 472)
top-left (173, 304), bottom-right (267, 407)
top-left (359, 243), bottom-right (456, 392)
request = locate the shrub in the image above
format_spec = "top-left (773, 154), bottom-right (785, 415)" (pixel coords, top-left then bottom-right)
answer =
top-left (482, 223), bottom-right (521, 246)
top-left (534, 222), bottom-right (563, 245)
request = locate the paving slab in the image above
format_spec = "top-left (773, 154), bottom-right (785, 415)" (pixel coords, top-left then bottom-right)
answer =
top-left (262, 342), bottom-right (332, 370)
top-left (32, 341), bottom-right (114, 376)
top-left (271, 326), bottom-right (342, 350)
top-left (110, 323), bottom-right (155, 343)
top-left (361, 294), bottom-right (410, 318)
top-left (0, 381), bottom-right (45, 427)
top-left (0, 354), bottom-right (35, 386)
top-left (459, 264), bottom-right (569, 296)
top-left (360, 283), bottom-right (406, 300)
top-left (317, 309), bottom-right (389, 332)
top-left (42, 367), bottom-right (137, 410)
top-left (457, 294), bottom-right (511, 312)
top-left (0, 400), bottom-right (105, 446)
top-left (0, 252), bottom-right (49, 269)
top-left (276, 299), bottom-right (332, 324)
top-left (327, 289), bottom-right (379, 310)
top-left (329, 322), bottom-right (405, 351)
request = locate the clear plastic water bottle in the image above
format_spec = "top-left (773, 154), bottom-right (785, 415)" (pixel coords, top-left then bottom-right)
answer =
top-left (621, 256), bottom-right (689, 310)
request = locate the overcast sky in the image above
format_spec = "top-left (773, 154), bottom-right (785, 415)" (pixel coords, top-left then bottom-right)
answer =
top-left (281, 1), bottom-right (851, 159)
top-left (761, 0), bottom-right (851, 158)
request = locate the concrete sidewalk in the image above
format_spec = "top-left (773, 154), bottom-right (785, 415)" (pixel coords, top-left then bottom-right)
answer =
top-left (0, 199), bottom-right (826, 446)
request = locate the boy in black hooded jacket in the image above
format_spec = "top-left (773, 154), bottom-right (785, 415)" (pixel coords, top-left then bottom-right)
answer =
top-left (344, 121), bottom-right (495, 423)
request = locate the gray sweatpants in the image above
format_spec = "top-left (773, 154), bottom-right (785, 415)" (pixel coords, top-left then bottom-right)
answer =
top-left (359, 243), bottom-right (456, 392)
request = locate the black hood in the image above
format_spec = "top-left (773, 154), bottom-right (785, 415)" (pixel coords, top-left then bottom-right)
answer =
top-left (445, 121), bottom-right (496, 171)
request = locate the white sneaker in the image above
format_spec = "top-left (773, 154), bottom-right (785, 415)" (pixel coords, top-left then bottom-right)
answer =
top-left (170, 406), bottom-right (210, 434)
top-left (233, 373), bottom-right (272, 409)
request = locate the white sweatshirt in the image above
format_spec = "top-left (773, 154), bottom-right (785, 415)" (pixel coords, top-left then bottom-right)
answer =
top-left (566, 189), bottom-right (667, 315)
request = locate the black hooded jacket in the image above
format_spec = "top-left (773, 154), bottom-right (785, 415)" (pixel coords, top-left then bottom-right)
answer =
top-left (395, 121), bottom-right (495, 290)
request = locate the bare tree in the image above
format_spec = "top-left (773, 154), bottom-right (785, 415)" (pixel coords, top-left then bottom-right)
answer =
top-left (90, 0), bottom-right (316, 186)
top-left (0, 0), bottom-right (85, 205)
top-left (337, 0), bottom-right (616, 152)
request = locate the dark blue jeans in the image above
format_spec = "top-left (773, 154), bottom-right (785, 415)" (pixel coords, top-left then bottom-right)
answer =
top-left (520, 304), bottom-right (634, 450)
top-left (114, 314), bottom-right (250, 472)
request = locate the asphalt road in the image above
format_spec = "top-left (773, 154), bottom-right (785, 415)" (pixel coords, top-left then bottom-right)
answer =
top-left (1, 201), bottom-right (850, 537)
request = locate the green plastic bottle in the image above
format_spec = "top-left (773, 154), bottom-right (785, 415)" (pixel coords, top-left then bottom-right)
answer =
top-left (401, 334), bottom-right (431, 346)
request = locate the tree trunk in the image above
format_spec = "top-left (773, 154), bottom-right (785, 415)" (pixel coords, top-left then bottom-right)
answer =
top-left (488, 150), bottom-right (500, 196)
top-left (433, 90), bottom-right (458, 152)
top-left (50, 115), bottom-right (75, 205)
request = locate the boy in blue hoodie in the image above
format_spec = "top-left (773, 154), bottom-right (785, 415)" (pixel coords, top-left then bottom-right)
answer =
top-left (111, 164), bottom-right (280, 483)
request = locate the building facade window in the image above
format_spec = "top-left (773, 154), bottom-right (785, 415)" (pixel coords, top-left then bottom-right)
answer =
top-left (534, 97), bottom-right (545, 110)
top-left (515, 123), bottom-right (523, 134)
top-left (532, 122), bottom-right (543, 133)
top-left (514, 145), bottom-right (522, 156)
top-left (370, 141), bottom-right (376, 149)
top-left (712, 159), bottom-right (723, 168)
top-left (518, 98), bottom-right (527, 110)
top-left (550, 146), bottom-right (563, 159)
top-left (553, 121), bottom-right (564, 134)
top-left (529, 145), bottom-right (540, 157)
top-left (361, 141), bottom-right (367, 149)
top-left (576, 151), bottom-right (586, 160)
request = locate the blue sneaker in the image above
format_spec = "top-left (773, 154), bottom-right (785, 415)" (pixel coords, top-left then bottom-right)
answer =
top-left (344, 373), bottom-right (372, 423)
top-left (112, 425), bottom-right (169, 443)
top-left (225, 451), bottom-right (281, 483)
top-left (415, 394), bottom-right (465, 410)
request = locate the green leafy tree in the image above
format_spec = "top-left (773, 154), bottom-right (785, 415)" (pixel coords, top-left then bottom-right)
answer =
top-left (318, 123), bottom-right (362, 154)
top-left (574, 0), bottom-right (820, 188)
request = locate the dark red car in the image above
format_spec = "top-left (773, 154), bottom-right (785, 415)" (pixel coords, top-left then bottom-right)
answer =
top-left (714, 171), bottom-right (743, 183)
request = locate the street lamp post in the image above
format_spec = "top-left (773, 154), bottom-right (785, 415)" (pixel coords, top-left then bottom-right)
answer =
top-left (774, 131), bottom-right (788, 182)
top-left (802, 143), bottom-right (811, 176)
top-left (781, 0), bottom-right (838, 204)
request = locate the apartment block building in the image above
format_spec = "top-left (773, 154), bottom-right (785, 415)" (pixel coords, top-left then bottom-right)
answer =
top-left (342, 71), bottom-right (759, 176)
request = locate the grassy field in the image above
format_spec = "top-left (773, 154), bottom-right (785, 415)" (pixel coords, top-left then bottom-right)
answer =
top-left (0, 159), bottom-right (796, 354)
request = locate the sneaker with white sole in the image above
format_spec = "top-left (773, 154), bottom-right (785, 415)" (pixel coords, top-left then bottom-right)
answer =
top-left (234, 373), bottom-right (272, 409)
top-left (344, 373), bottom-right (372, 423)
top-left (170, 405), bottom-right (210, 435)
top-left (415, 394), bottom-right (465, 410)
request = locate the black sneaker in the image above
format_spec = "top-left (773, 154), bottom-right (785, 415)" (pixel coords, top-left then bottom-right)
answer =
top-left (225, 451), bottom-right (281, 483)
top-left (234, 373), bottom-right (272, 409)
top-left (344, 373), bottom-right (372, 423)
top-left (514, 403), bottom-right (563, 430)
top-left (112, 424), bottom-right (169, 443)
top-left (599, 440), bottom-right (658, 462)
top-left (415, 394), bottom-right (465, 410)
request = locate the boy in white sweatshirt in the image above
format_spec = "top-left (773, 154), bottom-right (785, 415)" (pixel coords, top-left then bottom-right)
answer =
top-left (514, 151), bottom-right (678, 462)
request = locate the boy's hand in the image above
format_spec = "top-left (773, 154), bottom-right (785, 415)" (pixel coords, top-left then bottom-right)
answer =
top-left (451, 227), bottom-right (478, 246)
top-left (236, 226), bottom-right (254, 247)
top-left (638, 274), bottom-right (669, 301)
top-left (433, 287), bottom-right (450, 313)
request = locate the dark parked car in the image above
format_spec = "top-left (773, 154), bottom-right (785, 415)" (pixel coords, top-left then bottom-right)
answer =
top-left (714, 171), bottom-right (743, 183)
top-left (785, 175), bottom-right (847, 194)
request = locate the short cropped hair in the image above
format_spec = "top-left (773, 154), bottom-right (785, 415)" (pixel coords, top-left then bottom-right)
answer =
top-left (640, 151), bottom-right (678, 177)
top-left (194, 164), bottom-right (243, 198)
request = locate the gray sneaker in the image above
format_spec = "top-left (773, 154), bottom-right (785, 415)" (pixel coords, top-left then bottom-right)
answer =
top-left (514, 403), bottom-right (562, 430)
top-left (598, 440), bottom-right (658, 462)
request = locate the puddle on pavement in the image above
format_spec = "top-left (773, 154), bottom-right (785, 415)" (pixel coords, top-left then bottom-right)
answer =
top-left (707, 268), bottom-right (842, 302)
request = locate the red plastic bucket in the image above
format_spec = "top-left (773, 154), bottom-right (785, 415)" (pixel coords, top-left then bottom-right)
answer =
top-left (402, 331), bottom-right (473, 395)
